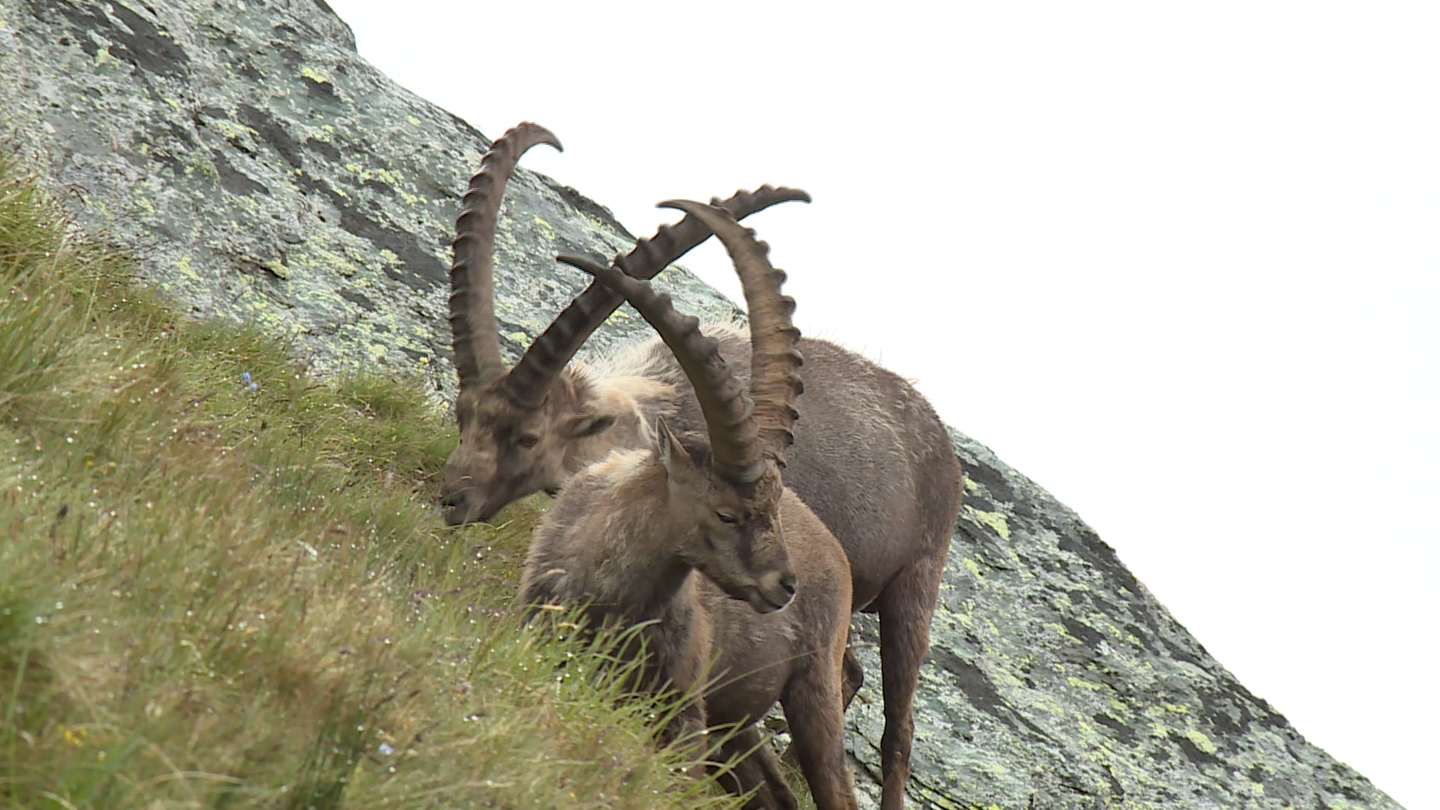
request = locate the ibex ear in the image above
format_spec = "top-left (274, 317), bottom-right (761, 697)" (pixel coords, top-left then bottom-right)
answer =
top-left (562, 412), bottom-right (616, 439)
top-left (655, 418), bottom-right (694, 481)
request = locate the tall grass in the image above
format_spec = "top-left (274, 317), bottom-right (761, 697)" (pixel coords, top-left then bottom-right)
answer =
top-left (0, 150), bottom-right (748, 809)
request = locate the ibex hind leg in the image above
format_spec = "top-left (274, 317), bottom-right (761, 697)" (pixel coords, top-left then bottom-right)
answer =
top-left (841, 641), bottom-right (864, 709)
top-left (875, 554), bottom-right (946, 810)
top-left (713, 725), bottom-right (799, 810)
top-left (780, 658), bottom-right (859, 810)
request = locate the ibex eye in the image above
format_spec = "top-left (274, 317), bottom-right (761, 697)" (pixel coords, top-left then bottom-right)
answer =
top-left (715, 511), bottom-right (739, 525)
top-left (516, 434), bottom-right (540, 449)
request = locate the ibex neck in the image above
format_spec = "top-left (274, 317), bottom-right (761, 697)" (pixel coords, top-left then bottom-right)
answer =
top-left (560, 453), bottom-right (694, 621)
top-left (597, 556), bottom-right (693, 625)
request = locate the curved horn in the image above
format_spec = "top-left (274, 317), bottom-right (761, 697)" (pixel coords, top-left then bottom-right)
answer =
top-left (501, 186), bottom-right (810, 408)
top-left (450, 122), bottom-right (562, 391)
top-left (556, 255), bottom-right (764, 485)
top-left (656, 200), bottom-right (803, 469)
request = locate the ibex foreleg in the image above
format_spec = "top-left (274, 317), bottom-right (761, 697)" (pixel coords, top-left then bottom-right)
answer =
top-left (780, 645), bottom-right (858, 810)
top-left (780, 639), bottom-right (863, 768)
top-left (714, 725), bottom-right (799, 810)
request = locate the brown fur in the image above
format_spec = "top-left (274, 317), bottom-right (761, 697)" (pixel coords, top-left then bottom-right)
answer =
top-left (443, 362), bottom-right (675, 520)
top-left (521, 432), bottom-right (858, 810)
top-left (447, 134), bottom-right (958, 806)
top-left (470, 324), bottom-right (960, 809)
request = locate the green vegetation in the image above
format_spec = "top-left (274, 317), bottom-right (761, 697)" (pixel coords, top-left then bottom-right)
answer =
top-left (0, 151), bottom-right (752, 808)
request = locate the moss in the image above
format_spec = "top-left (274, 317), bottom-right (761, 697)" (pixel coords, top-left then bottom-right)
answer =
top-left (963, 504), bottom-right (1011, 541)
top-left (132, 188), bottom-right (156, 218)
top-left (209, 117), bottom-right (254, 142)
top-left (1185, 730), bottom-right (1218, 755)
top-left (177, 255), bottom-right (200, 280)
top-left (963, 557), bottom-right (984, 582)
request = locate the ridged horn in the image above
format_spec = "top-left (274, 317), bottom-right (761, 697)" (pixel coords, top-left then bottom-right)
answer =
top-left (556, 254), bottom-right (764, 486)
top-left (450, 122), bottom-right (562, 392)
top-left (657, 200), bottom-right (803, 469)
top-left (501, 186), bottom-right (811, 409)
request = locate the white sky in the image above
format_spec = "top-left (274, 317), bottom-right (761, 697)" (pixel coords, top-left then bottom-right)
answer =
top-left (325, 2), bottom-right (1436, 805)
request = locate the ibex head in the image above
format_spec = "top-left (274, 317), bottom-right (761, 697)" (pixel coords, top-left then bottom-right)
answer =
top-left (443, 122), bottom-right (576, 523)
top-left (445, 363), bottom-right (623, 524)
top-left (442, 122), bottom-right (809, 525)
top-left (560, 199), bottom-right (805, 613)
top-left (652, 419), bottom-right (792, 611)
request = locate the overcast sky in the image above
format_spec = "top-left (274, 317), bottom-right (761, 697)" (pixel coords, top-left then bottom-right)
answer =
top-left (325, 2), bottom-right (1435, 805)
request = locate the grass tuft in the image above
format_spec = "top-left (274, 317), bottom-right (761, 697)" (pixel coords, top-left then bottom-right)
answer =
top-left (0, 149), bottom-right (750, 808)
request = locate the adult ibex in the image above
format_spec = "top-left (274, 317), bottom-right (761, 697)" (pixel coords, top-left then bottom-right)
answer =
top-left (521, 199), bottom-right (857, 810)
top-left (447, 123), bottom-right (962, 810)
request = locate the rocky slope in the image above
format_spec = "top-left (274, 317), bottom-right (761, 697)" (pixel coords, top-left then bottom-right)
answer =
top-left (0, 1), bottom-right (1402, 807)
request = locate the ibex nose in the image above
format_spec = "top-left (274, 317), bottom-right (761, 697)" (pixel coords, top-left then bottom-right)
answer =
top-left (780, 572), bottom-right (798, 598)
top-left (441, 491), bottom-right (467, 526)
top-left (750, 570), bottom-right (798, 613)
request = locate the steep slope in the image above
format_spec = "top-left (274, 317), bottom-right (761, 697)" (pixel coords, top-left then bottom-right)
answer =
top-left (0, 1), bottom-right (1401, 807)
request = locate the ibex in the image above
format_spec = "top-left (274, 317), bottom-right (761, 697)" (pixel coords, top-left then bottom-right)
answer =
top-left (521, 199), bottom-right (857, 810)
top-left (447, 123), bottom-right (962, 810)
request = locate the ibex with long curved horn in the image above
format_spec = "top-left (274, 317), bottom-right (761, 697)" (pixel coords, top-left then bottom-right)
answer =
top-left (522, 200), bottom-right (857, 810)
top-left (445, 123), bottom-right (810, 522)
top-left (448, 123), bottom-right (961, 810)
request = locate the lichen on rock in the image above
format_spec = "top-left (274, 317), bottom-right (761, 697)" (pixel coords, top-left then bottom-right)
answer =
top-left (0, 1), bottom-right (1404, 807)
top-left (0, 0), bottom-right (736, 408)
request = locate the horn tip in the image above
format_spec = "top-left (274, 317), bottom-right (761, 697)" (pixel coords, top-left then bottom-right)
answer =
top-left (656, 198), bottom-right (701, 213)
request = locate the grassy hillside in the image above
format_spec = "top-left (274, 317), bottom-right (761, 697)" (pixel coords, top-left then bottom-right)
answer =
top-left (0, 150), bottom-right (752, 809)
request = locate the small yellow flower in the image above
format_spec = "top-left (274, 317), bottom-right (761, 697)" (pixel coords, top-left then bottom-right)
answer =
top-left (62, 727), bottom-right (88, 747)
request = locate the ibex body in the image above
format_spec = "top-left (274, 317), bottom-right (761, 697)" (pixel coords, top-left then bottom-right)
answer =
top-left (522, 200), bottom-right (858, 810)
top-left (524, 441), bottom-right (855, 810)
top-left (450, 124), bottom-right (961, 810)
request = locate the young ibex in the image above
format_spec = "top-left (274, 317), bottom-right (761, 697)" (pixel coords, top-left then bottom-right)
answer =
top-left (448, 123), bottom-right (962, 810)
top-left (521, 199), bottom-right (857, 810)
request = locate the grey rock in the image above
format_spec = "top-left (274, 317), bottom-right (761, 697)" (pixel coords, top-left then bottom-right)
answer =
top-left (0, 0), bottom-right (739, 403)
top-left (0, 1), bottom-right (1402, 808)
